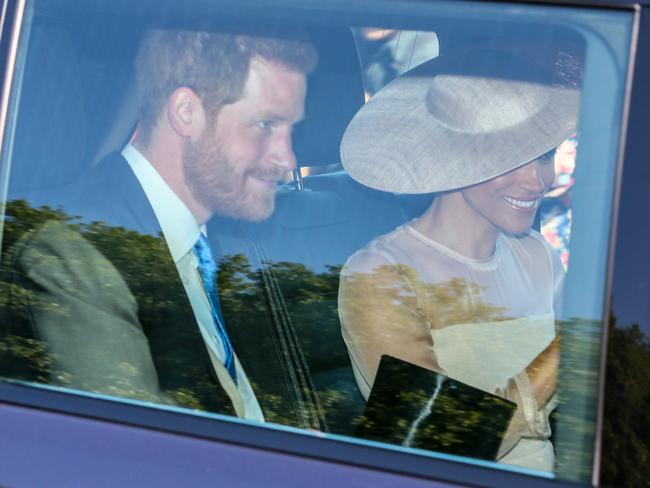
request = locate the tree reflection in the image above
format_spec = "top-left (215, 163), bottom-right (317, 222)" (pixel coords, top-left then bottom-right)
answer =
top-left (553, 317), bottom-right (600, 481)
top-left (600, 316), bottom-right (650, 487)
top-left (0, 199), bottom-right (362, 431)
top-left (355, 355), bottom-right (515, 460)
top-left (218, 254), bottom-right (363, 432)
top-left (1, 198), bottom-right (643, 480)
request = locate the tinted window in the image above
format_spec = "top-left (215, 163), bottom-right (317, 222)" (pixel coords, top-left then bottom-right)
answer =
top-left (0, 0), bottom-right (634, 484)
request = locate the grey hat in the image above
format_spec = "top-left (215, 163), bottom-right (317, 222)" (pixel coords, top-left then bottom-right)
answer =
top-left (340, 48), bottom-right (581, 194)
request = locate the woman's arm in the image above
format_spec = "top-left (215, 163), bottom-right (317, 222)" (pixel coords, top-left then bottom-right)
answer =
top-left (524, 336), bottom-right (559, 407)
top-left (499, 237), bottom-right (564, 456)
top-left (338, 250), bottom-right (440, 399)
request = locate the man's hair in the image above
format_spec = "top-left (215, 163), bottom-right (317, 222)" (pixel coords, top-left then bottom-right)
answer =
top-left (135, 29), bottom-right (318, 143)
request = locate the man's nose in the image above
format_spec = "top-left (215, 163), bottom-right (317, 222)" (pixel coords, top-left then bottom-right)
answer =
top-left (268, 128), bottom-right (297, 172)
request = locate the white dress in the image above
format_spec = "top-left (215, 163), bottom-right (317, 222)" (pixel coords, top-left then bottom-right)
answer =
top-left (338, 221), bottom-right (565, 472)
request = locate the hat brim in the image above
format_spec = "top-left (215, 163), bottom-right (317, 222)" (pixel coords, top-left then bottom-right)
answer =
top-left (341, 58), bottom-right (580, 194)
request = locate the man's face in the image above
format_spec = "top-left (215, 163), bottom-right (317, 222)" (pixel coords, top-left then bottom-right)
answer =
top-left (184, 56), bottom-right (306, 221)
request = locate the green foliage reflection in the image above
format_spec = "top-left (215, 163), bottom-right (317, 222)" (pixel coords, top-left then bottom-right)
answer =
top-left (0, 199), bottom-right (362, 432)
top-left (601, 316), bottom-right (650, 487)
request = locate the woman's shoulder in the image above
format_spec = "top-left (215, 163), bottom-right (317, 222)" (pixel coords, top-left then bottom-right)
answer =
top-left (501, 230), bottom-right (565, 276)
top-left (342, 223), bottom-right (415, 275)
top-left (502, 229), bottom-right (553, 255)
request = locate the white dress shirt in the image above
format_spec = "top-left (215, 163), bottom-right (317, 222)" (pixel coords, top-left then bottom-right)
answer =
top-left (123, 144), bottom-right (264, 421)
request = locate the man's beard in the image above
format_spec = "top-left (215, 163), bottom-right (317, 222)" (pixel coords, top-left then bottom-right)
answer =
top-left (183, 133), bottom-right (281, 222)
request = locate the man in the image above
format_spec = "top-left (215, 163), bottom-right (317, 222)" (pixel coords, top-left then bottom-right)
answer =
top-left (0, 29), bottom-right (317, 423)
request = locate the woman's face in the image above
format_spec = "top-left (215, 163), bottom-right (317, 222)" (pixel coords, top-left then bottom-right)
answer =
top-left (460, 151), bottom-right (555, 235)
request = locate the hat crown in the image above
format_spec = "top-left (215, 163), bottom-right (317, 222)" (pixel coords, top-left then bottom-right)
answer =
top-left (425, 75), bottom-right (550, 134)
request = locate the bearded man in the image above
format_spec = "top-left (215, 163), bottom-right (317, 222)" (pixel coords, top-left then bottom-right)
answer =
top-left (0, 29), bottom-right (318, 423)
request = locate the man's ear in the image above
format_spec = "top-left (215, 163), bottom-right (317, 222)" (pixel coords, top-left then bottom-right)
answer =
top-left (167, 87), bottom-right (206, 142)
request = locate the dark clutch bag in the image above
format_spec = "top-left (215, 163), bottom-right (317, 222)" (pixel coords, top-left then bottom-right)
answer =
top-left (354, 355), bottom-right (516, 460)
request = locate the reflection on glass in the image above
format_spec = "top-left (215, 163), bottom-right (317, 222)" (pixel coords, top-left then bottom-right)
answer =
top-left (218, 251), bottom-right (364, 433)
top-left (0, 0), bottom-right (634, 483)
top-left (356, 355), bottom-right (516, 460)
top-left (601, 313), bottom-right (650, 487)
top-left (0, 199), bottom-right (363, 432)
top-left (0, 200), bottom-right (233, 411)
top-left (338, 45), bottom-right (582, 473)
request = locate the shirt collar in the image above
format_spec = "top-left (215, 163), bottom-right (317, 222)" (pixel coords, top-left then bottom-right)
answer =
top-left (122, 144), bottom-right (202, 263)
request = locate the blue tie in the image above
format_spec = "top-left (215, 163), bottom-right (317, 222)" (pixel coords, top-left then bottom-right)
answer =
top-left (193, 233), bottom-right (237, 383)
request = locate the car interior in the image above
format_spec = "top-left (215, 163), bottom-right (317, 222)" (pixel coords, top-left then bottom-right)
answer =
top-left (2, 0), bottom-right (590, 445)
top-left (2, 0), bottom-right (646, 485)
top-left (4, 6), bottom-right (441, 433)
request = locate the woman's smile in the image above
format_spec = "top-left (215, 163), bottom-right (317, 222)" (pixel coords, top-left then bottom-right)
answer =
top-left (502, 195), bottom-right (542, 212)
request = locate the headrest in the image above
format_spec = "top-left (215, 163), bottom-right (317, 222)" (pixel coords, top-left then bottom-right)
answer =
top-left (292, 27), bottom-right (365, 168)
top-left (9, 25), bottom-right (87, 193)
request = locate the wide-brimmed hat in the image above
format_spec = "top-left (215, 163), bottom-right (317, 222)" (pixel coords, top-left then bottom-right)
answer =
top-left (340, 48), bottom-right (581, 194)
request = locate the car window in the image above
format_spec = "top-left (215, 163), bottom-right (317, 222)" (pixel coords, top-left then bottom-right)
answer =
top-left (0, 0), bottom-right (635, 484)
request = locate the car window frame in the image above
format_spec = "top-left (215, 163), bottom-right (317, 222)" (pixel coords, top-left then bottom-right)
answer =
top-left (0, 0), bottom-right (643, 486)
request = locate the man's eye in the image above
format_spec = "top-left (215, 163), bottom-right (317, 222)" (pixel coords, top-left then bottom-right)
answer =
top-left (257, 121), bottom-right (272, 130)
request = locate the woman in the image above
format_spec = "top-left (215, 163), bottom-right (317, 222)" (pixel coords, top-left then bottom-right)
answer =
top-left (338, 47), bottom-right (581, 472)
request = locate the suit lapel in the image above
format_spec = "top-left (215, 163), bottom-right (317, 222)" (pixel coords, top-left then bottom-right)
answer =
top-left (74, 152), bottom-right (162, 235)
top-left (74, 152), bottom-right (239, 416)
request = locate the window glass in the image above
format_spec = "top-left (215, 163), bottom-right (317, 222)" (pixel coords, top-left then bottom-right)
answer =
top-left (0, 0), bottom-right (634, 484)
